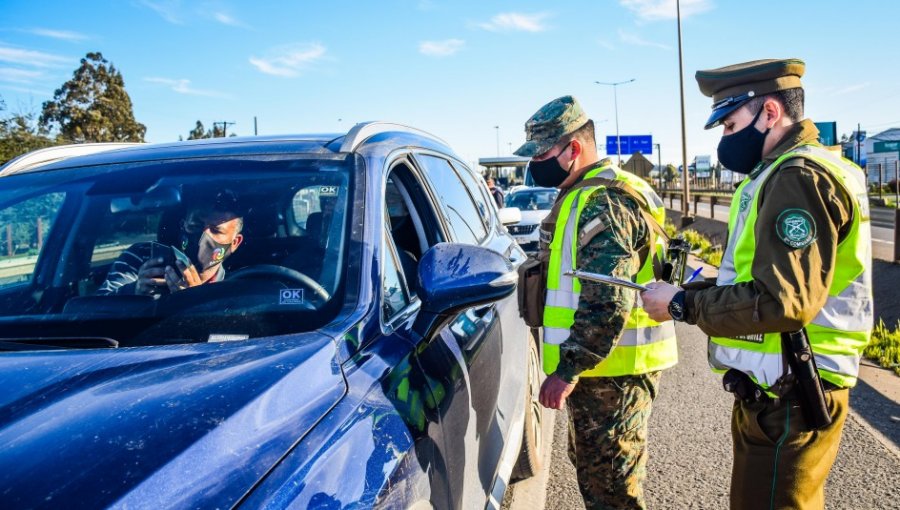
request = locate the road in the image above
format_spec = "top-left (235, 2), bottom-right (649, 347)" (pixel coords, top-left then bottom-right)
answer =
top-left (507, 322), bottom-right (900, 509)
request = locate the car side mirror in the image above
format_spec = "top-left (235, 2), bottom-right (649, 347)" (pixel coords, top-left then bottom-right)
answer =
top-left (412, 243), bottom-right (517, 340)
top-left (498, 207), bottom-right (521, 226)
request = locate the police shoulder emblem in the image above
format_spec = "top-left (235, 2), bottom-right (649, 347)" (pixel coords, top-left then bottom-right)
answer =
top-left (776, 209), bottom-right (816, 249)
top-left (738, 192), bottom-right (751, 212)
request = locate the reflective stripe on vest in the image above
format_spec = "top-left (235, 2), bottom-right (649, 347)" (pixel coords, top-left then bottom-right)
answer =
top-left (542, 183), bottom-right (678, 377)
top-left (711, 144), bottom-right (872, 390)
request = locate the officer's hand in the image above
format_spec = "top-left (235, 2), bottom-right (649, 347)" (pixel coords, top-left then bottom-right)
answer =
top-left (539, 374), bottom-right (576, 410)
top-left (135, 258), bottom-right (167, 295)
top-left (164, 260), bottom-right (201, 293)
top-left (641, 281), bottom-right (680, 322)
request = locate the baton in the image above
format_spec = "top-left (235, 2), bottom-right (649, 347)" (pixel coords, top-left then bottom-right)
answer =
top-left (564, 270), bottom-right (650, 292)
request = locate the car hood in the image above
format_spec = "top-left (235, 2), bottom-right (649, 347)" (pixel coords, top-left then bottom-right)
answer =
top-left (0, 333), bottom-right (346, 509)
top-left (516, 209), bottom-right (552, 225)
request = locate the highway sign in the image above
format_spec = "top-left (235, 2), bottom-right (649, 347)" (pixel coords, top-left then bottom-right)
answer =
top-left (606, 135), bottom-right (653, 155)
top-left (815, 121), bottom-right (837, 146)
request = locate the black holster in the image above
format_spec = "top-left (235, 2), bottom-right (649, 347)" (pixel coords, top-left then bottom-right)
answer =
top-left (781, 330), bottom-right (833, 431)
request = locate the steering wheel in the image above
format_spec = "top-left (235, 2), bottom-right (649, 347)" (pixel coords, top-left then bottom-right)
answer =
top-left (228, 265), bottom-right (331, 304)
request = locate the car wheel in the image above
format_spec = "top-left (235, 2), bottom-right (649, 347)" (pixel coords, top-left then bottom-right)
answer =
top-left (511, 328), bottom-right (544, 480)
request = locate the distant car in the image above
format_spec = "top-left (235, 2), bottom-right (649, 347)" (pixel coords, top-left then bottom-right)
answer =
top-left (504, 187), bottom-right (559, 253)
top-left (0, 123), bottom-right (545, 509)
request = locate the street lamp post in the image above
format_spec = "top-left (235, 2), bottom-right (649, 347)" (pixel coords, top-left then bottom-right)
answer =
top-left (676, 0), bottom-right (692, 225)
top-left (595, 79), bottom-right (635, 166)
top-left (494, 126), bottom-right (500, 157)
top-left (654, 143), bottom-right (663, 191)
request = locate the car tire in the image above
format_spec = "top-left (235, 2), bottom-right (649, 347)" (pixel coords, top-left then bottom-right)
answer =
top-left (511, 328), bottom-right (544, 480)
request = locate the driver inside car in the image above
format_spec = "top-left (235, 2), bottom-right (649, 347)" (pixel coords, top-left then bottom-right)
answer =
top-left (97, 190), bottom-right (244, 297)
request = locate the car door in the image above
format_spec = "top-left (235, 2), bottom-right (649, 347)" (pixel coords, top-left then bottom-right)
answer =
top-left (412, 153), bottom-right (508, 508)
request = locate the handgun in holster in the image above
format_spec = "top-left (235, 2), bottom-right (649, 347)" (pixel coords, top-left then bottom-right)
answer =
top-left (661, 237), bottom-right (692, 284)
top-left (781, 329), bottom-right (833, 431)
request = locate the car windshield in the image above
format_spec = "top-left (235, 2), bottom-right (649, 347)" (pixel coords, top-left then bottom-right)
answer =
top-left (505, 189), bottom-right (558, 210)
top-left (0, 154), bottom-right (358, 348)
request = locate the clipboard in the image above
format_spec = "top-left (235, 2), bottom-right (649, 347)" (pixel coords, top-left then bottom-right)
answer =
top-left (564, 270), bottom-right (650, 292)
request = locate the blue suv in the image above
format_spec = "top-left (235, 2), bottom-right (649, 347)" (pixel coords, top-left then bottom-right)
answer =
top-left (0, 123), bottom-right (544, 509)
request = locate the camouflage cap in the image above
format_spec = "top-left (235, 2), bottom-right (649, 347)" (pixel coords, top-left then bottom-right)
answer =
top-left (695, 58), bottom-right (805, 129)
top-left (514, 95), bottom-right (589, 157)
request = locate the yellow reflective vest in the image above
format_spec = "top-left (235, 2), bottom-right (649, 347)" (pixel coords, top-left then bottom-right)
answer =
top-left (710, 144), bottom-right (872, 390)
top-left (542, 167), bottom-right (678, 377)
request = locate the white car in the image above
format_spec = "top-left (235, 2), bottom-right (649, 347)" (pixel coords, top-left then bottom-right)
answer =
top-left (504, 187), bottom-right (559, 253)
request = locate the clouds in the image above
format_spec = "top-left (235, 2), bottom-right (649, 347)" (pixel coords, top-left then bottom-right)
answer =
top-left (619, 0), bottom-right (714, 21)
top-left (144, 77), bottom-right (233, 98)
top-left (618, 29), bottom-right (671, 50)
top-left (0, 47), bottom-right (71, 68)
top-left (249, 43), bottom-right (327, 77)
top-left (476, 12), bottom-right (550, 33)
top-left (138, 0), bottom-right (250, 28)
top-left (419, 39), bottom-right (465, 57)
top-left (25, 28), bottom-right (89, 42)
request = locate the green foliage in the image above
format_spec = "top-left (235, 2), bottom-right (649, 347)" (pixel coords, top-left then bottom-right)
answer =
top-left (864, 320), bottom-right (900, 376)
top-left (39, 52), bottom-right (146, 143)
top-left (665, 225), bottom-right (723, 267)
top-left (186, 120), bottom-right (230, 140)
top-left (0, 97), bottom-right (56, 165)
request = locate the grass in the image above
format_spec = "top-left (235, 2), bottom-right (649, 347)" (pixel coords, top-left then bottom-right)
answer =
top-left (664, 220), bottom-right (723, 267)
top-left (864, 320), bottom-right (900, 376)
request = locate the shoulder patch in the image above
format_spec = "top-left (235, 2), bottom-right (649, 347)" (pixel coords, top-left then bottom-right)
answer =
top-left (775, 208), bottom-right (817, 249)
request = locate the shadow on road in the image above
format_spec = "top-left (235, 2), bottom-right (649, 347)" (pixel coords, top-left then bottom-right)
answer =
top-left (849, 376), bottom-right (900, 450)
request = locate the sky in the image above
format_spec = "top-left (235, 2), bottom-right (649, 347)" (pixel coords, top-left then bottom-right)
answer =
top-left (2, 0), bottom-right (898, 170)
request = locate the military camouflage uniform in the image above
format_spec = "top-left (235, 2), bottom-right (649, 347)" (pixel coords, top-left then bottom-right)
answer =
top-left (558, 175), bottom-right (661, 510)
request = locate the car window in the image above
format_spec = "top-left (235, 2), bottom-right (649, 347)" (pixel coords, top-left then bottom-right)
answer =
top-left (0, 192), bottom-right (65, 288)
top-left (417, 154), bottom-right (487, 244)
top-left (506, 189), bottom-right (558, 210)
top-left (450, 161), bottom-right (492, 228)
top-left (0, 155), bottom-right (359, 347)
top-left (382, 229), bottom-right (410, 321)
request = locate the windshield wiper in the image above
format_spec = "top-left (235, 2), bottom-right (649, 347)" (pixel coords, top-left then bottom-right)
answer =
top-left (0, 337), bottom-right (118, 351)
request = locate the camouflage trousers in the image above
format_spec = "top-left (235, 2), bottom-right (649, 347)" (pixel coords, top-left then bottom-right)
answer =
top-left (566, 371), bottom-right (661, 510)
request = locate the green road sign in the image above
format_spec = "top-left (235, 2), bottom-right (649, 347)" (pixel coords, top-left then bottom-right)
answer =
top-left (873, 140), bottom-right (900, 153)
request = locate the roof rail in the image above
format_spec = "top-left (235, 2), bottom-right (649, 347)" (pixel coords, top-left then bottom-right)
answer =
top-left (339, 121), bottom-right (449, 153)
top-left (0, 142), bottom-right (142, 177)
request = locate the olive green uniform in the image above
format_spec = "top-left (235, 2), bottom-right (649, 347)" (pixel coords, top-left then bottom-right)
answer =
top-left (684, 58), bottom-right (864, 509)
top-left (682, 120), bottom-right (852, 509)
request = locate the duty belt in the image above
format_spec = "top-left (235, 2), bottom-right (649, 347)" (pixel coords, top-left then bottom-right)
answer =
top-left (722, 368), bottom-right (839, 404)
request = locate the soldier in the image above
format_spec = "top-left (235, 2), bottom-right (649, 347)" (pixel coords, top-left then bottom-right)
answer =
top-left (641, 59), bottom-right (873, 509)
top-left (514, 95), bottom-right (678, 510)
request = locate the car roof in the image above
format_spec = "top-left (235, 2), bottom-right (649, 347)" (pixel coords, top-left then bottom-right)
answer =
top-left (0, 122), bottom-right (457, 177)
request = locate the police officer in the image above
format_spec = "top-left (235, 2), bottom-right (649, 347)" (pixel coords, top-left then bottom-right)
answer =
top-left (515, 95), bottom-right (678, 510)
top-left (641, 59), bottom-right (872, 509)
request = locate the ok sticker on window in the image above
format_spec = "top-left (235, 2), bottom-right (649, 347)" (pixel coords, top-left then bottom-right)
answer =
top-left (279, 289), bottom-right (305, 304)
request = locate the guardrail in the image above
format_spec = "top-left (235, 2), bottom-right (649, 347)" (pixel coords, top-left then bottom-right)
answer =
top-left (658, 190), bottom-right (733, 220)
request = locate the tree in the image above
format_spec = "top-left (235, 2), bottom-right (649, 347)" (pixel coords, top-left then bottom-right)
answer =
top-left (0, 97), bottom-right (56, 165)
top-left (664, 164), bottom-right (679, 184)
top-left (39, 52), bottom-right (146, 143)
top-left (187, 120), bottom-right (209, 140)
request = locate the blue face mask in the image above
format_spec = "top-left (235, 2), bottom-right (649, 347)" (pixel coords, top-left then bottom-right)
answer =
top-left (529, 142), bottom-right (572, 188)
top-left (717, 107), bottom-right (770, 174)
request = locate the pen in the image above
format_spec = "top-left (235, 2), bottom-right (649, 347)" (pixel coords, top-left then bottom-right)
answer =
top-left (685, 267), bottom-right (703, 284)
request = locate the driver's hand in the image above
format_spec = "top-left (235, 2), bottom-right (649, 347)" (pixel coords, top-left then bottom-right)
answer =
top-left (135, 258), bottom-right (168, 296)
top-left (164, 260), bottom-right (201, 293)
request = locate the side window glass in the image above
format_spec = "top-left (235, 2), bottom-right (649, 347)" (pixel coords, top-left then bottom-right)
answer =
top-left (92, 209), bottom-right (162, 269)
top-left (417, 155), bottom-right (487, 244)
top-left (0, 192), bottom-right (66, 288)
top-left (382, 230), bottom-right (410, 320)
top-left (451, 161), bottom-right (492, 229)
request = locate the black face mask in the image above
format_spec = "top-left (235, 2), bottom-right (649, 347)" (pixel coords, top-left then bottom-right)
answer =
top-left (717, 107), bottom-right (770, 174)
top-left (180, 230), bottom-right (233, 272)
top-left (529, 142), bottom-right (573, 188)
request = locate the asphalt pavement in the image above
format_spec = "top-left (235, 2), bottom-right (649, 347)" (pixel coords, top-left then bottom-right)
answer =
top-left (506, 322), bottom-right (900, 509)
